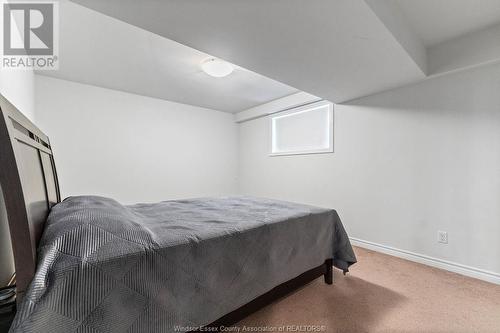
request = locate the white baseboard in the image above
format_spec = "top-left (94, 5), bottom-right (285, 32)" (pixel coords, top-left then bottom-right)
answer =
top-left (350, 237), bottom-right (500, 285)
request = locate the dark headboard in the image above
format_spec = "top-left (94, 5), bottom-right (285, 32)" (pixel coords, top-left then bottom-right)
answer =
top-left (0, 94), bottom-right (60, 302)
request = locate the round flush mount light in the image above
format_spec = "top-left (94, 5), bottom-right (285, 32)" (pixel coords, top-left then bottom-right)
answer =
top-left (201, 58), bottom-right (234, 78)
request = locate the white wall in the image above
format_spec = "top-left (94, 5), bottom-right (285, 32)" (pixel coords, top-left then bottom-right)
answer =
top-left (0, 0), bottom-right (35, 121)
top-left (35, 75), bottom-right (238, 204)
top-left (238, 63), bottom-right (500, 277)
top-left (0, 69), bottom-right (35, 121)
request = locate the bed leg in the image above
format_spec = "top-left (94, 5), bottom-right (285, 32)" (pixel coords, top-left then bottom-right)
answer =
top-left (324, 259), bottom-right (333, 285)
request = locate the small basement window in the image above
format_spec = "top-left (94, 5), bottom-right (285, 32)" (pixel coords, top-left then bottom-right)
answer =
top-left (270, 101), bottom-right (333, 156)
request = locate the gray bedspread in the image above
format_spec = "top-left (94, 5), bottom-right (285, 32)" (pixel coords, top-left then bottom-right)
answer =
top-left (10, 196), bottom-right (356, 333)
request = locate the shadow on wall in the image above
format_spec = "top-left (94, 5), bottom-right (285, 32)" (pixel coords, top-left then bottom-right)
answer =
top-left (337, 63), bottom-right (500, 272)
top-left (238, 271), bottom-right (406, 332)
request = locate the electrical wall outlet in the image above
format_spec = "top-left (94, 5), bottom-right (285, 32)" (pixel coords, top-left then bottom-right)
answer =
top-left (438, 231), bottom-right (448, 244)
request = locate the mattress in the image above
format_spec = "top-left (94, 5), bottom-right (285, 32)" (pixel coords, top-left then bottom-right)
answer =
top-left (10, 196), bottom-right (356, 332)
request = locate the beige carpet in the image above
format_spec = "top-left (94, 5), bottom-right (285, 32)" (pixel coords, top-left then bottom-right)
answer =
top-left (236, 247), bottom-right (500, 333)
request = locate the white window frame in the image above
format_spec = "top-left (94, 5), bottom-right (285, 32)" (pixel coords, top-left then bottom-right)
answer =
top-left (269, 100), bottom-right (334, 157)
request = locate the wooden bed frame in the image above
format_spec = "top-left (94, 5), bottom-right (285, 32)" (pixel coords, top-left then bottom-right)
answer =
top-left (0, 94), bottom-right (333, 329)
top-left (0, 94), bottom-right (60, 303)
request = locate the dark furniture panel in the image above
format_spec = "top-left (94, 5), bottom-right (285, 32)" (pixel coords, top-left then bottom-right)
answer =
top-left (0, 94), bottom-right (61, 302)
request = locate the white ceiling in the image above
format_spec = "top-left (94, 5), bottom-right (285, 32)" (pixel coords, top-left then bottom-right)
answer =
top-left (396, 0), bottom-right (500, 46)
top-left (37, 1), bottom-right (298, 113)
top-left (66, 0), bottom-right (500, 109)
top-left (70, 0), bottom-right (428, 104)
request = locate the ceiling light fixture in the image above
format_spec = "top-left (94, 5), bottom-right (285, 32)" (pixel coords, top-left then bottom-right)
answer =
top-left (201, 58), bottom-right (234, 78)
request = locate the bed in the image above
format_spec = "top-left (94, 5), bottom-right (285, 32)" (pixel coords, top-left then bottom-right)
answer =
top-left (0, 94), bottom-right (356, 332)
